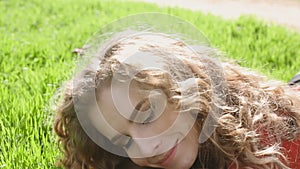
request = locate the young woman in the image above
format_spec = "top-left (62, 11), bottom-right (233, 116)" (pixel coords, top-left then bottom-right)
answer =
top-left (54, 30), bottom-right (300, 169)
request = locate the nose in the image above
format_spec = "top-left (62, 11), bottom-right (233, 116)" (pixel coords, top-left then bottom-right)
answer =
top-left (130, 138), bottom-right (161, 158)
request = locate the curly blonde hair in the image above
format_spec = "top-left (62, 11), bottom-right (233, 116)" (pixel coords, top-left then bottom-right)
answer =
top-left (54, 31), bottom-right (300, 169)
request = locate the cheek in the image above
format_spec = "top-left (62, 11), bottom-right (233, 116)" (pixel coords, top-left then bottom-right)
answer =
top-left (178, 125), bottom-right (200, 167)
top-left (294, 86), bottom-right (300, 91)
top-left (134, 109), bottom-right (179, 138)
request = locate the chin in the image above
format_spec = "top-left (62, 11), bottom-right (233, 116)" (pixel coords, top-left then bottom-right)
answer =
top-left (172, 157), bottom-right (197, 169)
top-left (165, 149), bottom-right (198, 169)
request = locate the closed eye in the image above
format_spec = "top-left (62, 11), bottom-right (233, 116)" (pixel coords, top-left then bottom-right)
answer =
top-left (123, 137), bottom-right (133, 149)
top-left (142, 109), bottom-right (155, 125)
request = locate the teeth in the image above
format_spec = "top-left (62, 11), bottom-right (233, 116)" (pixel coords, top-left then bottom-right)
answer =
top-left (157, 154), bottom-right (165, 161)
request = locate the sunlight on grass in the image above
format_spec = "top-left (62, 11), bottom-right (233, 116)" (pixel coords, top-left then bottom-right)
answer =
top-left (0, 0), bottom-right (300, 168)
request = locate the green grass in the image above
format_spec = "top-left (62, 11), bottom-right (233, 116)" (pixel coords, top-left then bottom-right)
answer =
top-left (0, 0), bottom-right (300, 168)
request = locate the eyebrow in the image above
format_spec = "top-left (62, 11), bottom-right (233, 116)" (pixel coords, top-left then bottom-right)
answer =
top-left (128, 98), bottom-right (148, 123)
top-left (110, 98), bottom-right (148, 143)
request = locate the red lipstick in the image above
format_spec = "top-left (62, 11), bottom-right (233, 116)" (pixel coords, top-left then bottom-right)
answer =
top-left (157, 144), bottom-right (177, 166)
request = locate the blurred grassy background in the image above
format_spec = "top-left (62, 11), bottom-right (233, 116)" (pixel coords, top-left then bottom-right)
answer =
top-left (1, 0), bottom-right (300, 168)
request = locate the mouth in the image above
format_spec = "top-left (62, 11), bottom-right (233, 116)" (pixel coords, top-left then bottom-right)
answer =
top-left (156, 144), bottom-right (177, 166)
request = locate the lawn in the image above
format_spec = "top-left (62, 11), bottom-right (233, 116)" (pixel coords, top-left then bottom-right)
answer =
top-left (1, 0), bottom-right (300, 168)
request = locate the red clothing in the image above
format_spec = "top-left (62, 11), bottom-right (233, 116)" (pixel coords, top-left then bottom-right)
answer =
top-left (281, 136), bottom-right (300, 168)
top-left (229, 136), bottom-right (300, 169)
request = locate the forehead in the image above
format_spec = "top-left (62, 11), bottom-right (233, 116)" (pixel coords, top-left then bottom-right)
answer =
top-left (89, 80), bottom-right (147, 140)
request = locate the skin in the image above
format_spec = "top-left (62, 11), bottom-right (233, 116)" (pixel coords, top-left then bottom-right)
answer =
top-left (91, 80), bottom-right (200, 169)
top-left (293, 85), bottom-right (300, 91)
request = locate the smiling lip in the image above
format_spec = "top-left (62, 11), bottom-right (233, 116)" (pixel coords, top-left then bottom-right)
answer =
top-left (156, 144), bottom-right (177, 166)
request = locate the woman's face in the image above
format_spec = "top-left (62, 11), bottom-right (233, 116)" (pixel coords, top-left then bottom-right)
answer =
top-left (92, 79), bottom-right (200, 169)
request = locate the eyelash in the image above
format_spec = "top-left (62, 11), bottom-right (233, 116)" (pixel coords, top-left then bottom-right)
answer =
top-left (142, 109), bottom-right (155, 125)
top-left (124, 137), bottom-right (133, 149)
